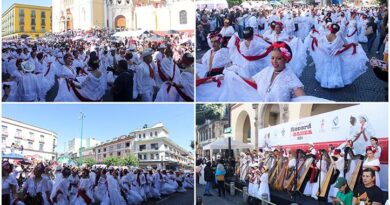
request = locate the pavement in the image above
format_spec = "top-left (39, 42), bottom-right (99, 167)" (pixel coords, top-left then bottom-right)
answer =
top-left (144, 188), bottom-right (194, 205)
top-left (196, 184), bottom-right (246, 205)
top-left (196, 34), bottom-right (388, 102)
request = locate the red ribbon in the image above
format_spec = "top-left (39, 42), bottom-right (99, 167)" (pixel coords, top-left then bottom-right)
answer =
top-left (44, 62), bottom-right (52, 77)
top-left (157, 60), bottom-right (176, 82)
top-left (77, 189), bottom-right (92, 205)
top-left (234, 36), bottom-right (274, 61)
top-left (346, 28), bottom-right (357, 37)
top-left (312, 28), bottom-right (320, 34)
top-left (168, 83), bottom-right (193, 102)
top-left (311, 36), bottom-right (318, 51)
top-left (241, 77), bottom-right (257, 89)
top-left (69, 81), bottom-right (101, 102)
top-left (196, 76), bottom-right (222, 87)
top-left (335, 43), bottom-right (357, 55)
top-left (147, 63), bottom-right (155, 79)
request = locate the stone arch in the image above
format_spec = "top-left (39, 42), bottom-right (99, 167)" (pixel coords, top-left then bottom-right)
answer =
top-left (258, 104), bottom-right (288, 128)
top-left (234, 110), bottom-right (251, 144)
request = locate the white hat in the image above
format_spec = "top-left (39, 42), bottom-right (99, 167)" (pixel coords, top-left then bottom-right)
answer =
top-left (21, 61), bottom-right (35, 72)
top-left (250, 163), bottom-right (259, 167)
top-left (141, 48), bottom-right (153, 58)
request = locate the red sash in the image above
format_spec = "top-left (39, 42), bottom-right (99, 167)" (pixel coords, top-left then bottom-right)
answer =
top-left (44, 62), bottom-right (52, 77)
top-left (240, 77), bottom-right (257, 89)
top-left (157, 60), bottom-right (176, 82)
top-left (77, 189), bottom-right (92, 205)
top-left (234, 36), bottom-right (274, 61)
top-left (196, 76), bottom-right (222, 87)
top-left (311, 36), bottom-right (318, 51)
top-left (147, 63), bottom-right (155, 79)
top-left (335, 43), bottom-right (357, 55)
top-left (168, 83), bottom-right (193, 102)
top-left (69, 81), bottom-right (101, 102)
top-left (346, 28), bottom-right (357, 37)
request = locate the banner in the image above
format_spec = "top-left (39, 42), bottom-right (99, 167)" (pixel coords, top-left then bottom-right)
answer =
top-left (258, 104), bottom-right (388, 148)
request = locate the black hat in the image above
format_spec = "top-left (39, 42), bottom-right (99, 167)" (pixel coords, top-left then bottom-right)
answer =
top-left (243, 27), bottom-right (254, 40)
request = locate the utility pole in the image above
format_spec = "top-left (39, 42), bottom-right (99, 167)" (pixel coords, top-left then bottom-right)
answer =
top-left (79, 112), bottom-right (85, 165)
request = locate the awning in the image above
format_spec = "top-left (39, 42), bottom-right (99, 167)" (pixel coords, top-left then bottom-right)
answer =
top-left (203, 137), bottom-right (253, 150)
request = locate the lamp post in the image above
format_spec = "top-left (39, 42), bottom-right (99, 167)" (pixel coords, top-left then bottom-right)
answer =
top-left (79, 112), bottom-right (85, 165)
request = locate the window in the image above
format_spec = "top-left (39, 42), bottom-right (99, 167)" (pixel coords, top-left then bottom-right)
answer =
top-left (15, 129), bottom-right (22, 138)
top-left (125, 142), bottom-right (130, 147)
top-left (2, 126), bottom-right (7, 133)
top-left (151, 154), bottom-right (154, 160)
top-left (138, 154), bottom-right (142, 160)
top-left (98, 149), bottom-right (101, 153)
top-left (31, 10), bottom-right (36, 17)
top-left (19, 9), bottom-right (24, 17)
top-left (40, 135), bottom-right (44, 142)
top-left (103, 154), bottom-right (106, 157)
top-left (31, 26), bottom-right (35, 32)
top-left (117, 144), bottom-right (121, 149)
top-left (179, 10), bottom-right (187, 24)
top-left (143, 154), bottom-right (147, 160)
top-left (143, 133), bottom-right (145, 138)
top-left (29, 132), bottom-right (34, 140)
top-left (109, 146), bottom-right (113, 152)
top-left (151, 143), bottom-right (158, 150)
top-left (41, 11), bottom-right (45, 18)
top-left (139, 145), bottom-right (146, 151)
top-left (28, 141), bottom-right (33, 149)
top-left (31, 18), bottom-right (35, 25)
top-left (103, 148), bottom-right (106, 152)
top-left (39, 143), bottom-right (44, 151)
top-left (155, 154), bottom-right (159, 160)
top-left (150, 132), bottom-right (152, 137)
top-left (138, 134), bottom-right (141, 139)
top-left (117, 151), bottom-right (121, 156)
top-left (155, 131), bottom-right (157, 136)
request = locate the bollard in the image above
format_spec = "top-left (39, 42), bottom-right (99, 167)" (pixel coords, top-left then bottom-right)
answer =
top-left (196, 196), bottom-right (203, 205)
top-left (230, 182), bottom-right (235, 196)
top-left (261, 193), bottom-right (269, 205)
top-left (243, 187), bottom-right (248, 202)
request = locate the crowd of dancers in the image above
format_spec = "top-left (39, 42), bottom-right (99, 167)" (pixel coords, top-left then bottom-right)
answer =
top-left (2, 162), bottom-right (194, 205)
top-left (2, 29), bottom-right (194, 102)
top-left (196, 4), bottom-right (388, 102)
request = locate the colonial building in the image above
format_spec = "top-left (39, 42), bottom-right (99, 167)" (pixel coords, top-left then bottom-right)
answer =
top-left (196, 119), bottom-right (229, 156)
top-left (1, 117), bottom-right (58, 160)
top-left (94, 134), bottom-right (136, 162)
top-left (133, 123), bottom-right (193, 170)
top-left (2, 4), bottom-right (52, 39)
top-left (51, 0), bottom-right (104, 32)
top-left (51, 0), bottom-right (194, 33)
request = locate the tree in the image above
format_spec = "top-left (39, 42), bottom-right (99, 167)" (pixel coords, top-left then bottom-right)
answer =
top-left (227, 0), bottom-right (243, 7)
top-left (103, 156), bottom-right (122, 166)
top-left (120, 154), bottom-right (139, 167)
top-left (83, 158), bottom-right (97, 167)
top-left (196, 104), bottom-right (226, 125)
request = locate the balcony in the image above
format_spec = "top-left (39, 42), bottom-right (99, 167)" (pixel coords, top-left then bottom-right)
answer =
top-left (39, 138), bottom-right (45, 143)
top-left (27, 137), bottom-right (34, 142)
top-left (14, 135), bottom-right (23, 139)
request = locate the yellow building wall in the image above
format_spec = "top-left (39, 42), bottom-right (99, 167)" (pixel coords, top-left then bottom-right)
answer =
top-left (92, 0), bottom-right (104, 28)
top-left (3, 4), bottom-right (51, 39)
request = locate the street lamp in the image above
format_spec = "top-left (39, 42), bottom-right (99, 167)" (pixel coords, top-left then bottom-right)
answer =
top-left (79, 112), bottom-right (85, 164)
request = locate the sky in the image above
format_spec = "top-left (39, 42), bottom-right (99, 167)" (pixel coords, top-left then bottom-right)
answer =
top-left (2, 104), bottom-right (195, 153)
top-left (2, 0), bottom-right (52, 13)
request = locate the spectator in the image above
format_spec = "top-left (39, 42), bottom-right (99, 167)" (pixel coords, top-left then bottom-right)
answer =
top-left (215, 160), bottom-right (226, 197)
top-left (332, 177), bottom-right (353, 205)
top-left (111, 60), bottom-right (133, 101)
top-left (352, 168), bottom-right (383, 205)
top-left (203, 161), bottom-right (213, 196)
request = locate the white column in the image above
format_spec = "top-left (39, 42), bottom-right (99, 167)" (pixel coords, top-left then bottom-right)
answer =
top-left (103, 0), bottom-right (107, 28)
top-left (108, 4), bottom-right (113, 30)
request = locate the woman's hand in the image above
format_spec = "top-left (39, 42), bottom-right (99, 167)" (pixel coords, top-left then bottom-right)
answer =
top-left (294, 87), bottom-right (305, 97)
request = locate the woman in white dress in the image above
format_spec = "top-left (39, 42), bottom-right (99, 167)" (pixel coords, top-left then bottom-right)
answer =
top-left (51, 167), bottom-right (72, 205)
top-left (363, 146), bottom-right (381, 187)
top-left (72, 168), bottom-right (94, 205)
top-left (311, 152), bottom-right (328, 200)
top-left (120, 169), bottom-right (144, 205)
top-left (23, 163), bottom-right (52, 205)
top-left (310, 23), bottom-right (368, 88)
top-left (345, 12), bottom-right (359, 44)
top-left (160, 171), bottom-right (176, 195)
top-left (256, 166), bottom-right (270, 201)
top-left (146, 170), bottom-right (160, 199)
top-left (2, 161), bottom-right (18, 205)
top-left (199, 160), bottom-right (207, 185)
top-left (248, 165), bottom-right (258, 197)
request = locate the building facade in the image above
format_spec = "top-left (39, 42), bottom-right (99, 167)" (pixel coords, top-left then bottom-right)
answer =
top-left (196, 119), bottom-right (229, 156)
top-left (51, 0), bottom-right (194, 32)
top-left (1, 117), bottom-right (58, 160)
top-left (94, 134), bottom-right (136, 162)
top-left (229, 104), bottom-right (357, 148)
top-left (68, 137), bottom-right (101, 159)
top-left (51, 0), bottom-right (104, 32)
top-left (133, 123), bottom-right (193, 170)
top-left (2, 4), bottom-right (52, 39)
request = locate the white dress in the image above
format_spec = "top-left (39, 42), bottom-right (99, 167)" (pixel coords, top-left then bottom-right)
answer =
top-left (197, 48), bottom-right (230, 78)
top-left (363, 158), bottom-right (380, 187)
top-left (311, 160), bottom-right (327, 200)
top-left (72, 178), bottom-right (94, 205)
top-left (256, 173), bottom-right (270, 201)
top-left (227, 33), bottom-right (272, 78)
top-left (252, 66), bottom-right (304, 101)
top-left (120, 174), bottom-right (143, 205)
top-left (70, 72), bottom-right (107, 101)
top-left (160, 175), bottom-right (176, 195)
top-left (199, 164), bottom-right (207, 185)
top-left (50, 177), bottom-right (71, 205)
top-left (2, 175), bottom-right (18, 205)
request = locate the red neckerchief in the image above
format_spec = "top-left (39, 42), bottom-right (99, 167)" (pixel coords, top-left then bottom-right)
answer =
top-left (234, 36), bottom-right (274, 61)
top-left (157, 60), bottom-right (176, 82)
top-left (147, 63), bottom-right (155, 79)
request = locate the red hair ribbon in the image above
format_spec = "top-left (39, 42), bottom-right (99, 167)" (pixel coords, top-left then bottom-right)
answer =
top-left (366, 146), bottom-right (377, 153)
top-left (272, 42), bottom-right (292, 62)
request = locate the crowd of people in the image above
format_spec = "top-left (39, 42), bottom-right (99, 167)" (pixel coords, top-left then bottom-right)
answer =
top-left (196, 4), bottom-right (388, 102)
top-left (2, 161), bottom-right (194, 205)
top-left (196, 123), bottom-right (387, 204)
top-left (2, 29), bottom-right (194, 102)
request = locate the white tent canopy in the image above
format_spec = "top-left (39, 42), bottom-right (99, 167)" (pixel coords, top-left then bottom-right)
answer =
top-left (113, 30), bottom-right (146, 38)
top-left (203, 137), bottom-right (253, 150)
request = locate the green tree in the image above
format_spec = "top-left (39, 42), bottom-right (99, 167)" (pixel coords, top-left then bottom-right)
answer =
top-left (120, 154), bottom-right (139, 167)
top-left (83, 158), bottom-right (97, 167)
top-left (227, 0), bottom-right (243, 7)
top-left (103, 156), bottom-right (122, 166)
top-left (196, 104), bottom-right (226, 125)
